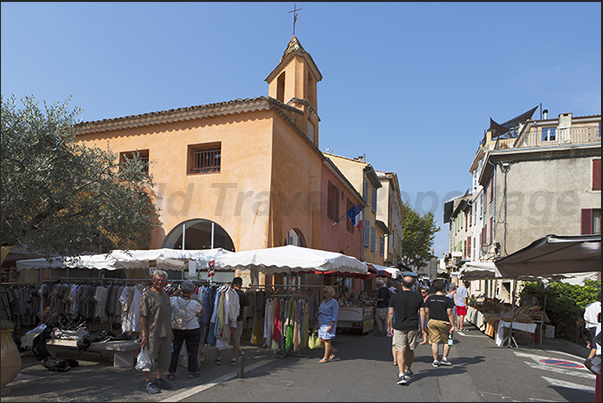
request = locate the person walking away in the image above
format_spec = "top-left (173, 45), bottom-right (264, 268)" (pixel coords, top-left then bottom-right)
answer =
top-left (583, 321), bottom-right (600, 402)
top-left (139, 270), bottom-right (173, 394)
top-left (387, 276), bottom-right (424, 385)
top-left (389, 283), bottom-right (399, 366)
top-left (418, 287), bottom-right (432, 345)
top-left (424, 279), bottom-right (456, 367)
top-left (317, 286), bottom-right (339, 363)
top-left (584, 293), bottom-right (601, 349)
top-left (374, 280), bottom-right (390, 336)
top-left (167, 281), bottom-right (204, 380)
top-left (455, 281), bottom-right (470, 332)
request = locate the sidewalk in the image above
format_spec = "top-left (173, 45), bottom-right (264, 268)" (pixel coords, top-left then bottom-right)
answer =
top-left (2, 339), bottom-right (281, 402)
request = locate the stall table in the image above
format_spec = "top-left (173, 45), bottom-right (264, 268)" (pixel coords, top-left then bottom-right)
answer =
top-left (495, 320), bottom-right (537, 348)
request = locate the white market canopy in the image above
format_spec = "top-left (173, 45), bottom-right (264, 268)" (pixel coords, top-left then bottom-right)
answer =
top-left (213, 245), bottom-right (368, 276)
top-left (494, 234), bottom-right (601, 278)
top-left (369, 263), bottom-right (402, 279)
top-left (16, 248), bottom-right (233, 272)
top-left (459, 260), bottom-right (570, 282)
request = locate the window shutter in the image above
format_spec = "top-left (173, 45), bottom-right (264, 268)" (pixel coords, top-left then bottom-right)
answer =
top-left (363, 220), bottom-right (370, 246)
top-left (327, 181), bottom-right (333, 219)
top-left (370, 227), bottom-right (376, 251)
top-left (593, 159), bottom-right (601, 191)
top-left (467, 236), bottom-right (472, 258)
top-left (372, 188), bottom-right (377, 212)
top-left (581, 209), bottom-right (593, 235)
top-left (335, 187), bottom-right (340, 221)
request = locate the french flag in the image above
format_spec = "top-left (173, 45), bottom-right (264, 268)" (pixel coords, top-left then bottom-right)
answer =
top-left (347, 204), bottom-right (363, 229)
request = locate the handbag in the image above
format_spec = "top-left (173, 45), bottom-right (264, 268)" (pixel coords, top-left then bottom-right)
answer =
top-left (171, 298), bottom-right (190, 330)
top-left (308, 330), bottom-right (321, 350)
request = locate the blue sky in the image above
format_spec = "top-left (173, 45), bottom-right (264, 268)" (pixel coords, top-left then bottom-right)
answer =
top-left (2, 2), bottom-right (601, 259)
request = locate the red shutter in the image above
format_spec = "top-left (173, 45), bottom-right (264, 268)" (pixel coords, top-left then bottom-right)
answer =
top-left (335, 187), bottom-right (340, 221)
top-left (467, 236), bottom-right (471, 258)
top-left (593, 159), bottom-right (601, 191)
top-left (581, 209), bottom-right (593, 235)
top-left (327, 181), bottom-right (333, 219)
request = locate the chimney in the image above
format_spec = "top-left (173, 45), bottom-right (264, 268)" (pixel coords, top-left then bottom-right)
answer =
top-left (543, 109), bottom-right (548, 119)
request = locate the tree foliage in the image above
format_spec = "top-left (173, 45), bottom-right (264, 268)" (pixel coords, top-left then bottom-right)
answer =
top-left (1, 94), bottom-right (160, 257)
top-left (400, 200), bottom-right (440, 269)
top-left (520, 279), bottom-right (601, 345)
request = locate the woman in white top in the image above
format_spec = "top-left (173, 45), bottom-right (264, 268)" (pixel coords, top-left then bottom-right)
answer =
top-left (167, 281), bottom-right (204, 379)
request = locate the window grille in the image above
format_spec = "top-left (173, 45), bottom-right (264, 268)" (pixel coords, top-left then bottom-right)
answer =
top-left (190, 147), bottom-right (221, 174)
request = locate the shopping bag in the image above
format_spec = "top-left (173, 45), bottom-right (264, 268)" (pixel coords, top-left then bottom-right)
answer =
top-left (307, 331), bottom-right (321, 350)
top-left (135, 347), bottom-right (152, 372)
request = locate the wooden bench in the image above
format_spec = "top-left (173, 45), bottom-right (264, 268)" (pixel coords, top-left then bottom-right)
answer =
top-left (45, 339), bottom-right (140, 368)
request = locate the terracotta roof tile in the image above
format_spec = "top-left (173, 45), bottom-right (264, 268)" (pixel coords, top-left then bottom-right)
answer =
top-left (76, 96), bottom-right (302, 135)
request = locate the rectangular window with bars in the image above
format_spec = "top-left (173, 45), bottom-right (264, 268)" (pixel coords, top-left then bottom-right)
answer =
top-left (188, 143), bottom-right (221, 175)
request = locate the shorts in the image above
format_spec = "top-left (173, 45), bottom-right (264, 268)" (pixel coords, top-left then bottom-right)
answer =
top-left (392, 328), bottom-right (419, 351)
top-left (148, 336), bottom-right (171, 371)
top-left (376, 308), bottom-right (388, 320)
top-left (427, 319), bottom-right (452, 343)
top-left (455, 306), bottom-right (467, 316)
top-left (233, 320), bottom-right (244, 340)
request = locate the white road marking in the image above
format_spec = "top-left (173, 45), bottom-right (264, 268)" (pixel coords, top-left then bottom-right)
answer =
top-left (514, 351), bottom-right (590, 371)
top-left (523, 360), bottom-right (595, 380)
top-left (160, 358), bottom-right (274, 402)
top-left (541, 376), bottom-right (595, 393)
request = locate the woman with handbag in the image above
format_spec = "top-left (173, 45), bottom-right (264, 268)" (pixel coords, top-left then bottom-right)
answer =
top-left (317, 286), bottom-right (339, 363)
top-left (167, 281), bottom-right (204, 380)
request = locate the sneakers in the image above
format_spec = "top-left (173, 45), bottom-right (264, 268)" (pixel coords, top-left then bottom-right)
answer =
top-left (153, 378), bottom-right (172, 389)
top-left (230, 358), bottom-right (237, 365)
top-left (145, 381), bottom-right (160, 394)
top-left (440, 358), bottom-right (452, 366)
top-left (432, 360), bottom-right (440, 367)
top-left (212, 358), bottom-right (222, 365)
top-left (404, 370), bottom-right (414, 377)
top-left (397, 374), bottom-right (407, 385)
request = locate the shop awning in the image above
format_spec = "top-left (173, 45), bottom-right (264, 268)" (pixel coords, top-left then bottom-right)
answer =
top-left (495, 234), bottom-right (601, 278)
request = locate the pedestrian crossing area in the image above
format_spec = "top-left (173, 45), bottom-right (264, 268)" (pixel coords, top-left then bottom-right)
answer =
top-left (513, 351), bottom-right (596, 394)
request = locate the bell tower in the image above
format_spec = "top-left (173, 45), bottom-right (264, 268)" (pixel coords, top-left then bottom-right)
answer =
top-left (266, 35), bottom-right (322, 146)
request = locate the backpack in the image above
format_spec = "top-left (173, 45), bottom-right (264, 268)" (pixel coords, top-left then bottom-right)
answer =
top-left (171, 298), bottom-right (190, 330)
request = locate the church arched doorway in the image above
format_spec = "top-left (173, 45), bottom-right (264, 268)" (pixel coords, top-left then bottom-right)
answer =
top-left (162, 219), bottom-right (235, 251)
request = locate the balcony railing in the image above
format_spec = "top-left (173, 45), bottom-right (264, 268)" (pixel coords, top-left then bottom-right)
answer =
top-left (519, 125), bottom-right (601, 148)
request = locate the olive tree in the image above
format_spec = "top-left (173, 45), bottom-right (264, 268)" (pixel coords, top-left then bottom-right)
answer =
top-left (1, 94), bottom-right (160, 257)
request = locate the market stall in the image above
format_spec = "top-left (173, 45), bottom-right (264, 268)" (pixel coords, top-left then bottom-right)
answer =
top-left (213, 245), bottom-right (370, 348)
top-left (459, 261), bottom-right (557, 347)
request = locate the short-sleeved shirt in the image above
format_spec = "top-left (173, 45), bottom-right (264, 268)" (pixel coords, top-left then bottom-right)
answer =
top-left (455, 285), bottom-right (468, 307)
top-left (235, 289), bottom-right (250, 322)
top-left (424, 294), bottom-right (455, 323)
top-left (139, 289), bottom-right (172, 337)
top-left (388, 290), bottom-right (424, 331)
top-left (377, 287), bottom-right (390, 308)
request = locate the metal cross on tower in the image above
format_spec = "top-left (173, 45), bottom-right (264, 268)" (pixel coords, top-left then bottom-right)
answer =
top-left (288, 3), bottom-right (302, 36)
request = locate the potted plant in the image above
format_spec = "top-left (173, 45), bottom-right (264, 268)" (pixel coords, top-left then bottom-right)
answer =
top-left (1, 319), bottom-right (21, 396)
